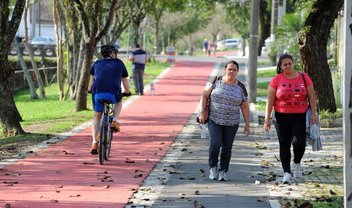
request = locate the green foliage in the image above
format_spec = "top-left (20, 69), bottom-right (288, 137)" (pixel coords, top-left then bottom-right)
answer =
top-left (8, 56), bottom-right (57, 69)
top-left (257, 69), bottom-right (276, 78)
top-left (224, 1), bottom-right (250, 39)
top-left (257, 81), bottom-right (269, 97)
top-left (280, 196), bottom-right (343, 208)
top-left (268, 0), bottom-right (314, 61)
top-left (256, 100), bottom-right (266, 111)
top-left (319, 109), bottom-right (342, 119)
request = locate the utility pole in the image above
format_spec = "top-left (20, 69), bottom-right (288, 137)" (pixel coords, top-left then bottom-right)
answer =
top-left (270, 0), bottom-right (278, 39)
top-left (247, 0), bottom-right (260, 103)
top-left (343, 0), bottom-right (352, 207)
top-left (269, 0), bottom-right (278, 66)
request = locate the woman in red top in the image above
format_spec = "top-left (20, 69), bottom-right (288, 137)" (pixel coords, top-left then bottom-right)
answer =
top-left (264, 54), bottom-right (317, 184)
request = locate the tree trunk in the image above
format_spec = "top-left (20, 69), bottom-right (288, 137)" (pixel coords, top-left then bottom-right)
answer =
top-left (298, 0), bottom-right (343, 112)
top-left (75, 42), bottom-right (95, 111)
top-left (24, 0), bottom-right (45, 98)
top-left (73, 0), bottom-right (116, 111)
top-left (53, 0), bottom-right (66, 100)
top-left (258, 0), bottom-right (271, 56)
top-left (241, 36), bottom-right (246, 56)
top-left (13, 39), bottom-right (38, 99)
top-left (0, 0), bottom-right (26, 135)
top-left (70, 37), bottom-right (84, 100)
top-left (0, 58), bottom-right (25, 136)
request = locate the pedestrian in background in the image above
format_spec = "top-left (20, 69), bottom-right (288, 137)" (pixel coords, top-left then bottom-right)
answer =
top-left (130, 44), bottom-right (147, 95)
top-left (203, 39), bottom-right (210, 56)
top-left (198, 60), bottom-right (250, 181)
top-left (264, 53), bottom-right (318, 184)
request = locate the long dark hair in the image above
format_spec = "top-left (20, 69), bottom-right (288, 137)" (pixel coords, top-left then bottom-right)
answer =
top-left (225, 60), bottom-right (239, 70)
top-left (276, 54), bottom-right (293, 74)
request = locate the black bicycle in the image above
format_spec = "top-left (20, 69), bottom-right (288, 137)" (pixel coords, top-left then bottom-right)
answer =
top-left (98, 99), bottom-right (114, 165)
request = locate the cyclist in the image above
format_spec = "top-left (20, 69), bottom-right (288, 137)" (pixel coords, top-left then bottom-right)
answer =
top-left (88, 44), bottom-right (131, 155)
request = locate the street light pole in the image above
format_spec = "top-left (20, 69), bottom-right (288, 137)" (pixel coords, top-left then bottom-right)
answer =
top-left (248, 0), bottom-right (260, 103)
top-left (343, 1), bottom-right (352, 207)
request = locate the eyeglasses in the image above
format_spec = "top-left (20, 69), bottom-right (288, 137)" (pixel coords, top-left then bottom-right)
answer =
top-left (227, 68), bottom-right (239, 72)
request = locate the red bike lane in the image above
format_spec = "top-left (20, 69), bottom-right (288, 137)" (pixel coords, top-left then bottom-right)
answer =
top-left (0, 61), bottom-right (214, 208)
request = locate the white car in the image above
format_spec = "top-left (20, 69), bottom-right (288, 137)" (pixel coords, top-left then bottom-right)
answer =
top-left (31, 36), bottom-right (56, 45)
top-left (217, 38), bottom-right (241, 50)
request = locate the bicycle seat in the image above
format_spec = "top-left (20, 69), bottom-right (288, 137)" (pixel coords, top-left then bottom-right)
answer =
top-left (99, 99), bottom-right (113, 104)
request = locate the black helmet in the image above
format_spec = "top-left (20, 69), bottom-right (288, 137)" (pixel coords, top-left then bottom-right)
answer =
top-left (101, 44), bottom-right (118, 57)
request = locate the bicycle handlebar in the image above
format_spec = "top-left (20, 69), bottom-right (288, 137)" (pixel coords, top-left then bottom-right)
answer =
top-left (88, 90), bottom-right (132, 97)
top-left (122, 92), bottom-right (132, 97)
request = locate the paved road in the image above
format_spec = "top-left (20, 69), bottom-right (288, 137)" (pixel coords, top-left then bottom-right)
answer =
top-left (0, 54), bottom-right (280, 208)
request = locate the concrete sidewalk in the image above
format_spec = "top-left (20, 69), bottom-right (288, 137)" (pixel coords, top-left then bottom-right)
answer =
top-left (127, 115), bottom-right (273, 208)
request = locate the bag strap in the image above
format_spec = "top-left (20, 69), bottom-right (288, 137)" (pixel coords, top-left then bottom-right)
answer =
top-left (301, 73), bottom-right (306, 87)
top-left (209, 76), bottom-right (248, 97)
top-left (301, 73), bottom-right (310, 105)
top-left (237, 80), bottom-right (248, 97)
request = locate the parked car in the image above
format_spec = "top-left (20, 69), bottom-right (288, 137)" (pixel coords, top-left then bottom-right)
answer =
top-left (31, 36), bottom-right (56, 45)
top-left (217, 38), bottom-right (241, 50)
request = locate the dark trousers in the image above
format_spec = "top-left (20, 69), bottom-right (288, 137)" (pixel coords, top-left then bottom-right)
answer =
top-left (275, 112), bottom-right (306, 173)
top-left (207, 119), bottom-right (239, 172)
top-left (132, 70), bottom-right (145, 94)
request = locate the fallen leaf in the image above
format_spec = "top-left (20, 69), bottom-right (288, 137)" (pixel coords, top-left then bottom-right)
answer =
top-left (125, 158), bottom-right (135, 163)
top-left (329, 190), bottom-right (337, 195)
top-left (194, 200), bottom-right (204, 208)
top-left (133, 173), bottom-right (143, 178)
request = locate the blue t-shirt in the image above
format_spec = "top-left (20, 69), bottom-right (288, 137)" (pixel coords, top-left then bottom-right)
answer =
top-left (90, 58), bottom-right (128, 94)
top-left (132, 49), bottom-right (147, 70)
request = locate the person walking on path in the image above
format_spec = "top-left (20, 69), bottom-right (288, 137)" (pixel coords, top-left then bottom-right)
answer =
top-left (264, 53), bottom-right (318, 184)
top-left (203, 39), bottom-right (210, 56)
top-left (130, 44), bottom-right (147, 95)
top-left (198, 60), bottom-right (250, 181)
top-left (88, 44), bottom-right (131, 154)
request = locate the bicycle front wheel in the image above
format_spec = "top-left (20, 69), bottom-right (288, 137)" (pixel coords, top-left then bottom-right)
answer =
top-left (99, 123), bottom-right (107, 165)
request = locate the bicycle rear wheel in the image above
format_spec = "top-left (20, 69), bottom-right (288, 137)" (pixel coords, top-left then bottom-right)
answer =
top-left (99, 122), bottom-right (107, 165)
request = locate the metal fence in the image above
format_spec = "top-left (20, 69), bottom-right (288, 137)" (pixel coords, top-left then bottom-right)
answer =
top-left (12, 67), bottom-right (57, 92)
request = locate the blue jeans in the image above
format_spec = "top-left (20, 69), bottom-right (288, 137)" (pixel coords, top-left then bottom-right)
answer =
top-left (132, 70), bottom-right (145, 94)
top-left (208, 119), bottom-right (239, 172)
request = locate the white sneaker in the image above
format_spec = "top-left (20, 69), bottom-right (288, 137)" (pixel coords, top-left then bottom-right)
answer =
top-left (209, 167), bottom-right (218, 180)
top-left (282, 172), bottom-right (292, 184)
top-left (292, 163), bottom-right (302, 178)
top-left (218, 171), bottom-right (228, 181)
